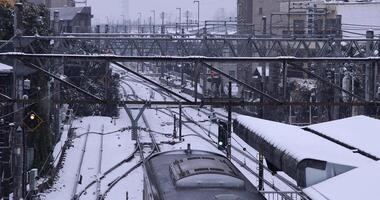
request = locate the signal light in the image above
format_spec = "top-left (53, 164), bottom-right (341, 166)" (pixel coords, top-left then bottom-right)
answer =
top-left (218, 121), bottom-right (228, 150)
top-left (23, 111), bottom-right (43, 132)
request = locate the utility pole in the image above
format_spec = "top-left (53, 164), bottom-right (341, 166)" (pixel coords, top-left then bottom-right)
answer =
top-left (161, 12), bottom-right (165, 34)
top-left (185, 10), bottom-right (190, 31)
top-left (177, 8), bottom-right (182, 27)
top-left (287, 0), bottom-right (291, 35)
top-left (13, 3), bottom-right (24, 200)
top-left (151, 10), bottom-right (156, 33)
top-left (227, 82), bottom-right (232, 160)
top-left (194, 0), bottom-right (200, 34)
top-left (179, 103), bottom-right (182, 141)
top-left (365, 30), bottom-right (374, 115)
top-left (137, 12), bottom-right (142, 34)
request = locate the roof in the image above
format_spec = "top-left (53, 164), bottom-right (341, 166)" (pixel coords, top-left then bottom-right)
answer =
top-left (49, 7), bottom-right (91, 21)
top-left (303, 160), bottom-right (380, 200)
top-left (236, 115), bottom-right (372, 167)
top-left (0, 62), bottom-right (13, 73)
top-left (306, 115), bottom-right (380, 159)
top-left (145, 150), bottom-right (265, 200)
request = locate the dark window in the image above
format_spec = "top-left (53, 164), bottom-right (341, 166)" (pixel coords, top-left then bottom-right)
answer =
top-left (294, 20), bottom-right (305, 35)
top-left (259, 7), bottom-right (263, 15)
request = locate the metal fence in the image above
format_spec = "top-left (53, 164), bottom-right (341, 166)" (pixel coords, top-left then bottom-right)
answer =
top-left (260, 191), bottom-right (309, 200)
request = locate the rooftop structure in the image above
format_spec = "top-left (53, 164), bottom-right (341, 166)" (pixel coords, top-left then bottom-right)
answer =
top-left (233, 115), bottom-right (374, 187)
top-left (306, 115), bottom-right (380, 159)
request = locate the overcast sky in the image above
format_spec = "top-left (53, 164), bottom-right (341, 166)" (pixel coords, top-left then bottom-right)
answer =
top-left (87, 0), bottom-right (237, 24)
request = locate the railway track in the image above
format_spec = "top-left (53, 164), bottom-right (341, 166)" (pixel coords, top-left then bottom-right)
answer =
top-left (95, 125), bottom-right (105, 199)
top-left (71, 125), bottom-right (91, 200)
top-left (121, 73), bottom-right (310, 200)
top-left (97, 81), bottom-right (160, 200)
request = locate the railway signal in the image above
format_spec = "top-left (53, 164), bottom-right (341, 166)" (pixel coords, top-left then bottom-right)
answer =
top-left (23, 111), bottom-right (43, 132)
top-left (218, 121), bottom-right (228, 150)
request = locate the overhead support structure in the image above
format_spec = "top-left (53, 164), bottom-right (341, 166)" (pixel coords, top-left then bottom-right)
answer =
top-left (0, 54), bottom-right (378, 106)
top-left (2, 53), bottom-right (380, 63)
top-left (16, 35), bottom-right (380, 59)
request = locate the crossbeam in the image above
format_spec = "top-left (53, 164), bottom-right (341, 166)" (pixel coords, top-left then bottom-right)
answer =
top-left (1, 99), bottom-right (379, 107)
top-left (2, 53), bottom-right (380, 62)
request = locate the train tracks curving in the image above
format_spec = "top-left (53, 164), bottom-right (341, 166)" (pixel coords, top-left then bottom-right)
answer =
top-left (97, 81), bottom-right (161, 200)
top-left (121, 73), bottom-right (310, 200)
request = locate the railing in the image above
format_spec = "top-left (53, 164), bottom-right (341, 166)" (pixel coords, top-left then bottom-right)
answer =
top-left (260, 191), bottom-right (309, 200)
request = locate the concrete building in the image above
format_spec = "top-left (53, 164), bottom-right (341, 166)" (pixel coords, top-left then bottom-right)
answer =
top-left (28, 0), bottom-right (75, 8)
top-left (238, 0), bottom-right (343, 37)
top-left (50, 6), bottom-right (92, 33)
top-left (277, 0), bottom-right (342, 37)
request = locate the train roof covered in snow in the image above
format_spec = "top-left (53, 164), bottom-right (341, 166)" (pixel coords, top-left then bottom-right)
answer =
top-left (143, 149), bottom-right (266, 200)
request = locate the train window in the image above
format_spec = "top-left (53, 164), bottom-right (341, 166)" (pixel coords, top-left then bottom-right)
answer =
top-left (175, 174), bottom-right (245, 188)
top-left (187, 157), bottom-right (201, 160)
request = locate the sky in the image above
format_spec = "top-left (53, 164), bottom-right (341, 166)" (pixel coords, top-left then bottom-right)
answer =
top-left (86, 0), bottom-right (237, 24)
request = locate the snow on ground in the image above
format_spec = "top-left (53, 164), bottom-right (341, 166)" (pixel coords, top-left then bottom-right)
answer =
top-left (40, 114), bottom-right (137, 200)
top-left (0, 62), bottom-right (12, 73)
top-left (237, 115), bottom-right (373, 167)
top-left (41, 71), bottom-right (313, 200)
top-left (307, 115), bottom-right (380, 158)
top-left (303, 160), bottom-right (380, 200)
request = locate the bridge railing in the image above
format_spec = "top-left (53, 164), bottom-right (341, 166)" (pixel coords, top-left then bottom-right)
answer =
top-left (260, 191), bottom-right (309, 200)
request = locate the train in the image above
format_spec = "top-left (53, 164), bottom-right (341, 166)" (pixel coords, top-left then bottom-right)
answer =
top-left (143, 146), bottom-right (266, 200)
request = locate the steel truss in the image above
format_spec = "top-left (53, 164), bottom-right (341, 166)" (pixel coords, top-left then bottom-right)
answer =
top-left (18, 36), bottom-right (380, 57)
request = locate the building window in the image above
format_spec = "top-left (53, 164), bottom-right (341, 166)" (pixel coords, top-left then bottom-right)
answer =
top-left (259, 7), bottom-right (263, 15)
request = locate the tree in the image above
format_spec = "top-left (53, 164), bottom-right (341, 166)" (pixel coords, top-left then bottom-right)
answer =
top-left (0, 2), bottom-right (13, 40)
top-left (0, 1), bottom-right (50, 40)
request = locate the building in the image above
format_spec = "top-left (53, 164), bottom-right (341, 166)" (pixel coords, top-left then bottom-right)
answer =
top-left (278, 0), bottom-right (342, 37)
top-left (238, 0), bottom-right (342, 37)
top-left (28, 0), bottom-right (75, 8)
top-left (50, 6), bottom-right (92, 33)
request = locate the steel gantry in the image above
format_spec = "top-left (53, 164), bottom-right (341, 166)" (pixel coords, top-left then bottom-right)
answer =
top-left (16, 35), bottom-right (380, 57)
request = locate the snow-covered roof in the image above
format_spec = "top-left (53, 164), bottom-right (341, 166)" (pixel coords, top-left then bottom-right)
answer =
top-left (307, 115), bottom-right (380, 159)
top-left (0, 62), bottom-right (13, 73)
top-left (236, 115), bottom-right (373, 167)
top-left (303, 160), bottom-right (380, 200)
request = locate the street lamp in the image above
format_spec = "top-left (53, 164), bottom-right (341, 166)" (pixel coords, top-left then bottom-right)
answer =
top-left (193, 0), bottom-right (200, 34)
